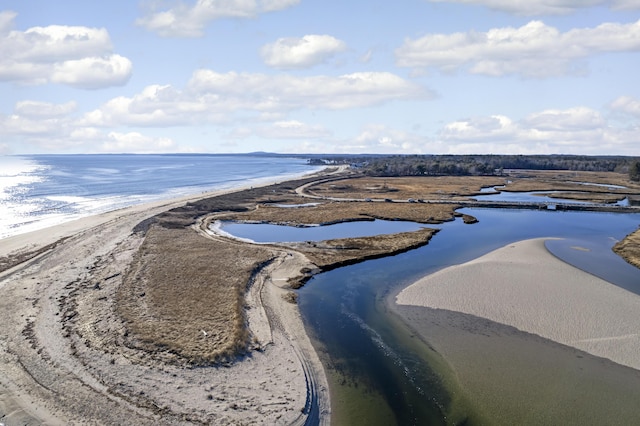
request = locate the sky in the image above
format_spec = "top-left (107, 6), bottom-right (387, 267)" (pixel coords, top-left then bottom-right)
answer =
top-left (1, 0), bottom-right (640, 156)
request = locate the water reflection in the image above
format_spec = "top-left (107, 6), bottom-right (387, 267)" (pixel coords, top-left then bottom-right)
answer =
top-left (473, 189), bottom-right (593, 204)
top-left (474, 186), bottom-right (629, 206)
top-left (217, 219), bottom-right (428, 243)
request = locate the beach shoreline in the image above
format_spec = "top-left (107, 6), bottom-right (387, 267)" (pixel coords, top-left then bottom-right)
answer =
top-left (0, 177), bottom-right (330, 425)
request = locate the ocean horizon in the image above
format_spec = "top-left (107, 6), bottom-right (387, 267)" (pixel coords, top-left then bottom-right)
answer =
top-left (0, 153), bottom-right (321, 240)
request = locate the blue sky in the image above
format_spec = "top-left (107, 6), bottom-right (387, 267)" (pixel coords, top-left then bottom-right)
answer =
top-left (1, 0), bottom-right (640, 155)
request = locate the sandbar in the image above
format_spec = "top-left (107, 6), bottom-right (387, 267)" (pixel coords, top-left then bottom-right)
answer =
top-left (393, 238), bottom-right (640, 424)
top-left (396, 237), bottom-right (640, 370)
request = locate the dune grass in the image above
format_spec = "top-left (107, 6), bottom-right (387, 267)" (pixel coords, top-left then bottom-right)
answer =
top-left (117, 225), bottom-right (274, 365)
top-left (614, 228), bottom-right (640, 269)
top-left (220, 200), bottom-right (460, 225)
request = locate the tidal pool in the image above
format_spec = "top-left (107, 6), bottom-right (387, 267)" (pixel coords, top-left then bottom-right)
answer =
top-left (217, 219), bottom-right (428, 243)
top-left (473, 189), bottom-right (594, 204)
top-left (474, 187), bottom-right (630, 206)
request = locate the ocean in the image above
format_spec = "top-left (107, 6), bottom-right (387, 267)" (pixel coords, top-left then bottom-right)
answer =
top-left (0, 154), bottom-right (320, 240)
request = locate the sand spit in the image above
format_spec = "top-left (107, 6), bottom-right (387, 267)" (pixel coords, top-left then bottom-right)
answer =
top-left (0, 186), bottom-right (329, 425)
top-left (396, 238), bottom-right (640, 370)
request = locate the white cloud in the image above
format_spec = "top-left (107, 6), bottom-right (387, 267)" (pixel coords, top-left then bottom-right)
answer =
top-left (437, 106), bottom-right (639, 155)
top-left (0, 143), bottom-right (10, 155)
top-left (137, 0), bottom-right (300, 37)
top-left (610, 95), bottom-right (640, 118)
top-left (69, 127), bottom-right (102, 141)
top-left (261, 35), bottom-right (347, 69)
top-left (20, 129), bottom-right (178, 154)
top-left (424, 0), bottom-right (640, 16)
top-left (227, 127), bottom-right (253, 139)
top-left (0, 10), bottom-right (16, 33)
top-left (350, 125), bottom-right (427, 153)
top-left (613, 0), bottom-right (640, 10)
top-left (0, 12), bottom-right (132, 88)
top-left (81, 70), bottom-right (431, 127)
top-left (0, 113), bottom-right (68, 136)
top-left (0, 99), bottom-right (182, 153)
top-left (522, 107), bottom-right (605, 130)
top-left (291, 124), bottom-right (429, 155)
top-left (0, 115), bottom-right (44, 135)
top-left (256, 120), bottom-right (330, 139)
top-left (188, 70), bottom-right (431, 110)
top-left (100, 132), bottom-right (177, 153)
top-left (50, 55), bottom-right (132, 89)
top-left (0, 105), bottom-right (80, 151)
top-left (396, 19), bottom-right (640, 77)
top-left (360, 49), bottom-right (373, 64)
top-left (14, 101), bottom-right (77, 118)
top-left (79, 84), bottom-right (210, 127)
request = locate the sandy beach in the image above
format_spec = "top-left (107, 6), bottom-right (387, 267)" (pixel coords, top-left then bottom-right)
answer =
top-left (394, 238), bottom-right (640, 424)
top-left (0, 186), bottom-right (329, 425)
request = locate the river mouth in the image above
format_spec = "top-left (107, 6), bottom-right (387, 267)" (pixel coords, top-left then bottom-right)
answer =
top-left (223, 208), bottom-right (640, 424)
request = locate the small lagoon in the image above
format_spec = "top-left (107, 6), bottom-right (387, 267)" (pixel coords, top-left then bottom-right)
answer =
top-left (474, 186), bottom-right (630, 206)
top-left (217, 219), bottom-right (429, 243)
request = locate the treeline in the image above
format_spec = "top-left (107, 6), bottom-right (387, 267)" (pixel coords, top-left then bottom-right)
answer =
top-left (631, 161), bottom-right (640, 182)
top-left (307, 154), bottom-right (639, 178)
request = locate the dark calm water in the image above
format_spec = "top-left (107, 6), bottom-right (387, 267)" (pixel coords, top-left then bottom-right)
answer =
top-left (227, 208), bottom-right (640, 424)
top-left (0, 154), bottom-right (319, 239)
top-left (220, 219), bottom-right (428, 242)
top-left (474, 186), bottom-right (630, 206)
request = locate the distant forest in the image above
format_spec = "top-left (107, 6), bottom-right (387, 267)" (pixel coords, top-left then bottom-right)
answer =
top-left (306, 154), bottom-right (640, 181)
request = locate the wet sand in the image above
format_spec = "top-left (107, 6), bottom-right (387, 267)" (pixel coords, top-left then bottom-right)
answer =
top-left (394, 238), bottom-right (640, 424)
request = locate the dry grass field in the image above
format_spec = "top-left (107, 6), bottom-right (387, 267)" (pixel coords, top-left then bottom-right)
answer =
top-left (307, 176), bottom-right (506, 200)
top-left (614, 229), bottom-right (640, 269)
top-left (220, 200), bottom-right (460, 225)
top-left (503, 169), bottom-right (637, 188)
top-left (117, 225), bottom-right (275, 364)
top-left (284, 228), bottom-right (439, 288)
top-left (541, 192), bottom-right (627, 203)
top-left (500, 170), bottom-right (640, 201)
top-left (307, 172), bottom-right (640, 204)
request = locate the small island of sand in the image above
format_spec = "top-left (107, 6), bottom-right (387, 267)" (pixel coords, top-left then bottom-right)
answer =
top-left (396, 238), bottom-right (640, 370)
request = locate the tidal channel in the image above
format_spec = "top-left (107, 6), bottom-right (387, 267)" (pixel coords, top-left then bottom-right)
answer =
top-left (223, 208), bottom-right (640, 425)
